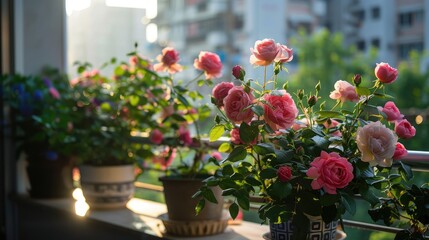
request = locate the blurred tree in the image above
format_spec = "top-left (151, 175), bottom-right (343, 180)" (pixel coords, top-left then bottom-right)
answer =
top-left (287, 28), bottom-right (377, 103)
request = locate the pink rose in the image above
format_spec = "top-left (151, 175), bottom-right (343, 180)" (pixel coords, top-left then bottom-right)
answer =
top-left (161, 104), bottom-right (175, 119)
top-left (150, 129), bottom-right (164, 144)
top-left (212, 82), bottom-right (234, 107)
top-left (277, 166), bottom-right (292, 182)
top-left (263, 90), bottom-right (298, 130)
top-left (274, 44), bottom-right (293, 63)
top-left (329, 80), bottom-right (359, 103)
top-left (377, 101), bottom-right (404, 122)
top-left (230, 128), bottom-right (243, 144)
top-left (232, 65), bottom-right (245, 80)
top-left (395, 119), bottom-right (416, 139)
top-left (49, 87), bottom-right (61, 99)
top-left (393, 142), bottom-right (408, 160)
top-left (152, 147), bottom-right (176, 170)
top-left (178, 126), bottom-right (193, 146)
top-left (211, 152), bottom-right (222, 161)
top-left (223, 86), bottom-right (254, 124)
top-left (306, 151), bottom-right (354, 194)
top-left (292, 118), bottom-right (309, 131)
top-left (356, 121), bottom-right (397, 167)
top-left (193, 51), bottom-right (223, 79)
top-left (375, 62), bottom-right (398, 84)
top-left (154, 47), bottom-right (183, 74)
top-left (129, 55), bottom-right (138, 66)
top-left (250, 39), bottom-right (280, 66)
top-left (323, 119), bottom-right (341, 137)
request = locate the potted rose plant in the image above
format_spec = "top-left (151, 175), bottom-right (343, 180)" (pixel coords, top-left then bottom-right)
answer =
top-left (198, 39), bottom-right (427, 240)
top-left (2, 68), bottom-right (75, 198)
top-left (70, 54), bottom-right (160, 209)
top-left (141, 47), bottom-right (227, 236)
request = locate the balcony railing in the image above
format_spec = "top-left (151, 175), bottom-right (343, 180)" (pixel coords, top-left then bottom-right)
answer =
top-left (133, 137), bottom-right (429, 237)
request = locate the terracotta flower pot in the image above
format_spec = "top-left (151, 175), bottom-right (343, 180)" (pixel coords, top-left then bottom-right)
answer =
top-left (79, 164), bottom-right (135, 209)
top-left (159, 176), bottom-right (224, 221)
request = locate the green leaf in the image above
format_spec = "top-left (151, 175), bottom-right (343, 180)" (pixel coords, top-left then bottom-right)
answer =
top-left (195, 199), bottom-right (205, 215)
top-left (229, 202), bottom-right (239, 219)
top-left (222, 164), bottom-right (234, 176)
top-left (340, 193), bottom-right (356, 215)
top-left (359, 187), bottom-right (380, 207)
top-left (230, 172), bottom-right (244, 181)
top-left (399, 161), bottom-right (413, 181)
top-left (177, 94), bottom-right (190, 107)
top-left (191, 190), bottom-right (202, 199)
top-left (218, 142), bottom-right (231, 152)
top-left (253, 143), bottom-right (275, 155)
top-left (245, 176), bottom-right (261, 186)
top-left (239, 122), bottom-right (259, 143)
top-left (202, 189), bottom-right (218, 204)
top-left (222, 188), bottom-right (236, 196)
top-left (100, 102), bottom-right (111, 111)
top-left (260, 168), bottom-right (277, 180)
top-left (171, 113), bottom-right (187, 122)
top-left (237, 194), bottom-right (250, 210)
top-left (129, 95), bottom-right (139, 106)
top-left (210, 125), bottom-right (225, 142)
top-left (251, 105), bottom-right (264, 116)
top-left (267, 181), bottom-right (292, 199)
top-left (225, 146), bottom-right (247, 162)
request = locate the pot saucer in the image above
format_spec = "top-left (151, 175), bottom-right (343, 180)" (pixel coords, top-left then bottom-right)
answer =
top-left (158, 210), bottom-right (229, 237)
top-left (262, 230), bottom-right (347, 240)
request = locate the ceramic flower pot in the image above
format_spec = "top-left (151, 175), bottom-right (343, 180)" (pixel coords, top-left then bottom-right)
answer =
top-left (79, 164), bottom-right (135, 209)
top-left (269, 216), bottom-right (339, 240)
top-left (26, 156), bottom-right (74, 198)
top-left (159, 176), bottom-right (224, 221)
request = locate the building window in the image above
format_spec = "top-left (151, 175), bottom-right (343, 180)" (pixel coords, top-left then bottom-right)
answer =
top-left (399, 42), bottom-right (424, 59)
top-left (399, 10), bottom-right (424, 28)
top-left (371, 38), bottom-right (380, 48)
top-left (197, 2), bottom-right (207, 12)
top-left (371, 7), bottom-right (380, 19)
top-left (356, 40), bottom-right (366, 51)
top-left (354, 9), bottom-right (365, 21)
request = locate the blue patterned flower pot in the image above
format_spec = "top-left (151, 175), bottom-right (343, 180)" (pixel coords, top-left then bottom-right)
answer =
top-left (269, 216), bottom-right (338, 240)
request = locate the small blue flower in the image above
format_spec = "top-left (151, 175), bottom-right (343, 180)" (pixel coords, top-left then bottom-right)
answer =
top-left (33, 90), bottom-right (44, 101)
top-left (43, 78), bottom-right (52, 87)
top-left (12, 83), bottom-right (25, 94)
top-left (45, 151), bottom-right (58, 161)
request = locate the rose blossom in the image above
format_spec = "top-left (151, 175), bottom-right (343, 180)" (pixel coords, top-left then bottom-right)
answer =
top-left (274, 44), bottom-right (293, 63)
top-left (306, 151), bottom-right (354, 194)
top-left (277, 166), bottom-right (292, 182)
top-left (193, 51), bottom-right (223, 79)
top-left (152, 147), bottom-right (176, 170)
top-left (393, 142), bottom-right (408, 160)
top-left (377, 101), bottom-right (404, 122)
top-left (49, 87), bottom-right (61, 99)
top-left (323, 119), bottom-right (341, 137)
top-left (375, 62), bottom-right (398, 84)
top-left (154, 47), bottom-right (183, 74)
top-left (263, 90), bottom-right (298, 130)
top-left (329, 80), bottom-right (359, 103)
top-left (178, 126), bottom-right (193, 146)
top-left (211, 152), bottom-right (222, 161)
top-left (212, 82), bottom-right (234, 107)
top-left (356, 121), bottom-right (397, 167)
top-left (250, 39), bottom-right (280, 66)
top-left (223, 86), bottom-right (254, 124)
top-left (395, 119), bottom-right (416, 139)
top-left (232, 65), bottom-right (245, 80)
top-left (149, 129), bottom-right (164, 144)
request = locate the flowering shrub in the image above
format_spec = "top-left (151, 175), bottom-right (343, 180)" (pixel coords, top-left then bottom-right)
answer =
top-left (143, 47), bottom-right (223, 177)
top-left (198, 39), bottom-right (427, 239)
top-left (70, 53), bottom-right (159, 166)
top-left (2, 68), bottom-right (76, 165)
